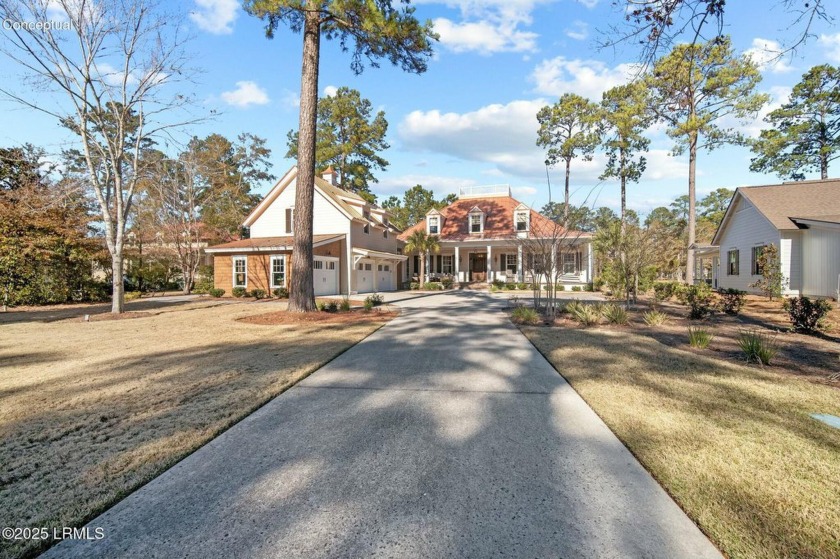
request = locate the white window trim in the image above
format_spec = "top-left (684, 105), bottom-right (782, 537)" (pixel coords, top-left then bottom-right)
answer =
top-left (232, 256), bottom-right (247, 288)
top-left (515, 210), bottom-right (529, 232)
top-left (442, 255), bottom-right (453, 274)
top-left (270, 255), bottom-right (286, 289)
top-left (469, 212), bottom-right (484, 234)
top-left (428, 215), bottom-right (439, 235)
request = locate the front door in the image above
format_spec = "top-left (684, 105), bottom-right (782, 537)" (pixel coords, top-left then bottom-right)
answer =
top-left (470, 253), bottom-right (487, 281)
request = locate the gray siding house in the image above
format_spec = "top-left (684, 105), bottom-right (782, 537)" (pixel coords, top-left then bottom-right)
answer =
top-left (707, 179), bottom-right (840, 299)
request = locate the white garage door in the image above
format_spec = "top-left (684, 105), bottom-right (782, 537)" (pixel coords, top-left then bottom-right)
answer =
top-left (355, 261), bottom-right (374, 293)
top-left (314, 256), bottom-right (339, 296)
top-left (377, 263), bottom-right (393, 292)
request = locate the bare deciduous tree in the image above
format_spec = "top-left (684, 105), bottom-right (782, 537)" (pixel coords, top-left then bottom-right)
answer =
top-left (0, 0), bottom-right (198, 312)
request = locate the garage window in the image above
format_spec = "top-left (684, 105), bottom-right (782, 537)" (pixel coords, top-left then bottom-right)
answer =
top-left (270, 256), bottom-right (285, 288)
top-left (378, 264), bottom-right (383, 271)
top-left (364, 263), bottom-right (372, 271)
top-left (326, 261), bottom-right (335, 270)
top-left (233, 256), bottom-right (247, 288)
top-left (384, 265), bottom-right (390, 272)
top-left (314, 260), bottom-right (324, 270)
top-left (357, 263), bottom-right (364, 270)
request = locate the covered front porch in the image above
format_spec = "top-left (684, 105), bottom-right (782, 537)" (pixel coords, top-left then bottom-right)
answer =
top-left (405, 240), bottom-right (594, 286)
top-left (692, 244), bottom-right (720, 288)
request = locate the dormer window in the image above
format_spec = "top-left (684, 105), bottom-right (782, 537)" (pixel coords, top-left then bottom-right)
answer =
top-left (515, 210), bottom-right (529, 232)
top-left (428, 216), bottom-right (439, 234)
top-left (469, 207), bottom-right (484, 234)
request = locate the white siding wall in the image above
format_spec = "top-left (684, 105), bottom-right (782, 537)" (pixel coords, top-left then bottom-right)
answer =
top-left (801, 225), bottom-right (840, 298)
top-left (780, 231), bottom-right (803, 295)
top-left (716, 197), bottom-right (782, 293)
top-left (250, 180), bottom-right (349, 238)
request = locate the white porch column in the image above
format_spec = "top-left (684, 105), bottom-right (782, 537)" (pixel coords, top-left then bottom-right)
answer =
top-left (425, 252), bottom-right (430, 283)
top-left (454, 246), bottom-right (460, 282)
top-left (517, 245), bottom-right (523, 282)
top-left (486, 245), bottom-right (493, 283)
top-left (587, 241), bottom-right (594, 283)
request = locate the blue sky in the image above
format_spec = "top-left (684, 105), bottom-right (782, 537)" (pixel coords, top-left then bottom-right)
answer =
top-left (2, 0), bottom-right (840, 217)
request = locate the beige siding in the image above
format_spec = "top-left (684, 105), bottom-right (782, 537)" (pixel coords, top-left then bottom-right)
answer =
top-left (717, 197), bottom-right (782, 293)
top-left (350, 221), bottom-right (401, 253)
top-left (250, 179), bottom-right (350, 238)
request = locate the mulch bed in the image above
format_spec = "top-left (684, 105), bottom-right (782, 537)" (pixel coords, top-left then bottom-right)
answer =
top-left (239, 307), bottom-right (399, 325)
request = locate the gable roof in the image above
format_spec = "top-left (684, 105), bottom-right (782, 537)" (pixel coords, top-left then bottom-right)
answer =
top-left (398, 195), bottom-right (587, 242)
top-left (713, 178), bottom-right (840, 244)
top-left (243, 165), bottom-right (398, 232)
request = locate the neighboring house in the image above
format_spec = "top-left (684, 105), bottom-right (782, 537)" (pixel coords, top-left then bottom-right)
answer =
top-left (398, 185), bottom-right (594, 286)
top-left (703, 178), bottom-right (840, 298)
top-left (205, 166), bottom-right (405, 296)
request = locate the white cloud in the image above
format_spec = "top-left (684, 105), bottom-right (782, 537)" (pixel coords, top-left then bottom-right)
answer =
top-left (95, 63), bottom-right (137, 87)
top-left (323, 85), bottom-right (338, 97)
top-left (399, 98), bottom-right (692, 194)
top-left (576, 0), bottom-right (599, 7)
top-left (279, 89), bottom-right (300, 109)
top-left (416, 0), bottom-right (548, 55)
top-left (818, 33), bottom-right (840, 63)
top-left (530, 56), bottom-right (640, 101)
top-left (565, 20), bottom-right (588, 41)
top-left (433, 17), bottom-right (538, 54)
top-left (221, 81), bottom-right (270, 108)
top-left (717, 85), bottom-right (791, 139)
top-left (190, 0), bottom-right (239, 35)
top-left (744, 38), bottom-right (793, 74)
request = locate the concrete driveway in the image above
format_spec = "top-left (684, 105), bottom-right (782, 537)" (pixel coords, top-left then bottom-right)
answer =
top-left (45, 291), bottom-right (721, 559)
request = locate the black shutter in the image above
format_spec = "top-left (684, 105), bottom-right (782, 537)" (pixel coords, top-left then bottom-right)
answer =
top-left (499, 253), bottom-right (505, 272)
top-left (285, 208), bottom-right (292, 234)
top-left (437, 255), bottom-right (442, 272)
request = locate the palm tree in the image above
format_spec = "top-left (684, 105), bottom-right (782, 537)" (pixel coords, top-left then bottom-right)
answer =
top-left (404, 230), bottom-right (440, 289)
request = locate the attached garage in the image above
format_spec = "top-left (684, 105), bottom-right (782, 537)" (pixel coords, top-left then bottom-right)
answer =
top-left (313, 256), bottom-right (339, 296)
top-left (354, 260), bottom-right (375, 293)
top-left (377, 263), bottom-right (393, 291)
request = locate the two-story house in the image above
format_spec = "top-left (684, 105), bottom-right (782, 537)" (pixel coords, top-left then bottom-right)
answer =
top-left (398, 185), bottom-right (594, 287)
top-left (205, 166), bottom-right (405, 296)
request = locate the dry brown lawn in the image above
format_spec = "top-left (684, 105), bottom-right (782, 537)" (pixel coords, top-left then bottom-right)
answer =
top-left (0, 298), bottom-right (393, 559)
top-left (522, 296), bottom-right (840, 559)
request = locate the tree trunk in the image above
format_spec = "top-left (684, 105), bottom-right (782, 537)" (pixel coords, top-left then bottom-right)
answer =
top-left (111, 252), bottom-right (125, 313)
top-left (563, 157), bottom-right (571, 228)
top-left (419, 252), bottom-right (426, 289)
top-left (686, 132), bottom-right (697, 284)
top-left (288, 8), bottom-right (321, 312)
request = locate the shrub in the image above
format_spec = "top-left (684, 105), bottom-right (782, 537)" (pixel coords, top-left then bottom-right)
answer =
top-left (556, 284), bottom-right (566, 292)
top-left (365, 293), bottom-right (384, 307)
top-left (410, 282), bottom-right (420, 290)
top-left (363, 299), bottom-right (373, 311)
top-left (683, 284), bottom-right (715, 319)
top-left (571, 285), bottom-right (582, 292)
top-left (505, 283), bottom-right (516, 290)
top-left (232, 287), bottom-right (247, 298)
top-left (570, 303), bottom-right (600, 326)
top-left (516, 282), bottom-right (528, 291)
top-left (208, 288), bottom-right (225, 298)
top-left (425, 282), bottom-right (443, 291)
top-left (749, 243), bottom-right (788, 300)
top-left (325, 300), bottom-right (338, 313)
top-left (718, 288), bottom-right (746, 315)
top-left (674, 283), bottom-right (689, 305)
top-left (192, 264), bottom-right (214, 294)
top-left (592, 277), bottom-right (605, 291)
top-left (643, 310), bottom-right (668, 326)
top-left (511, 306), bottom-right (540, 325)
top-left (653, 281), bottom-right (677, 302)
top-left (273, 287), bottom-right (289, 298)
top-left (492, 279), bottom-right (506, 289)
top-left (784, 296), bottom-right (832, 333)
top-left (125, 291), bottom-right (142, 301)
top-left (441, 277), bottom-right (454, 289)
top-left (602, 303), bottom-right (629, 325)
top-left (340, 297), bottom-right (351, 312)
top-left (687, 326), bottom-right (714, 349)
top-left (250, 288), bottom-right (267, 300)
top-left (564, 300), bottom-right (582, 316)
top-left (317, 301), bottom-right (327, 311)
top-left (585, 282), bottom-right (594, 292)
top-left (738, 329), bottom-right (778, 365)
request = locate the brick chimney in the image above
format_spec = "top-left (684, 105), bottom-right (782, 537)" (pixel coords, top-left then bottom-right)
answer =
top-left (321, 166), bottom-right (339, 186)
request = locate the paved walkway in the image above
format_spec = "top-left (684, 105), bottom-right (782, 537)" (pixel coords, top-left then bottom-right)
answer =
top-left (45, 291), bottom-right (721, 559)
